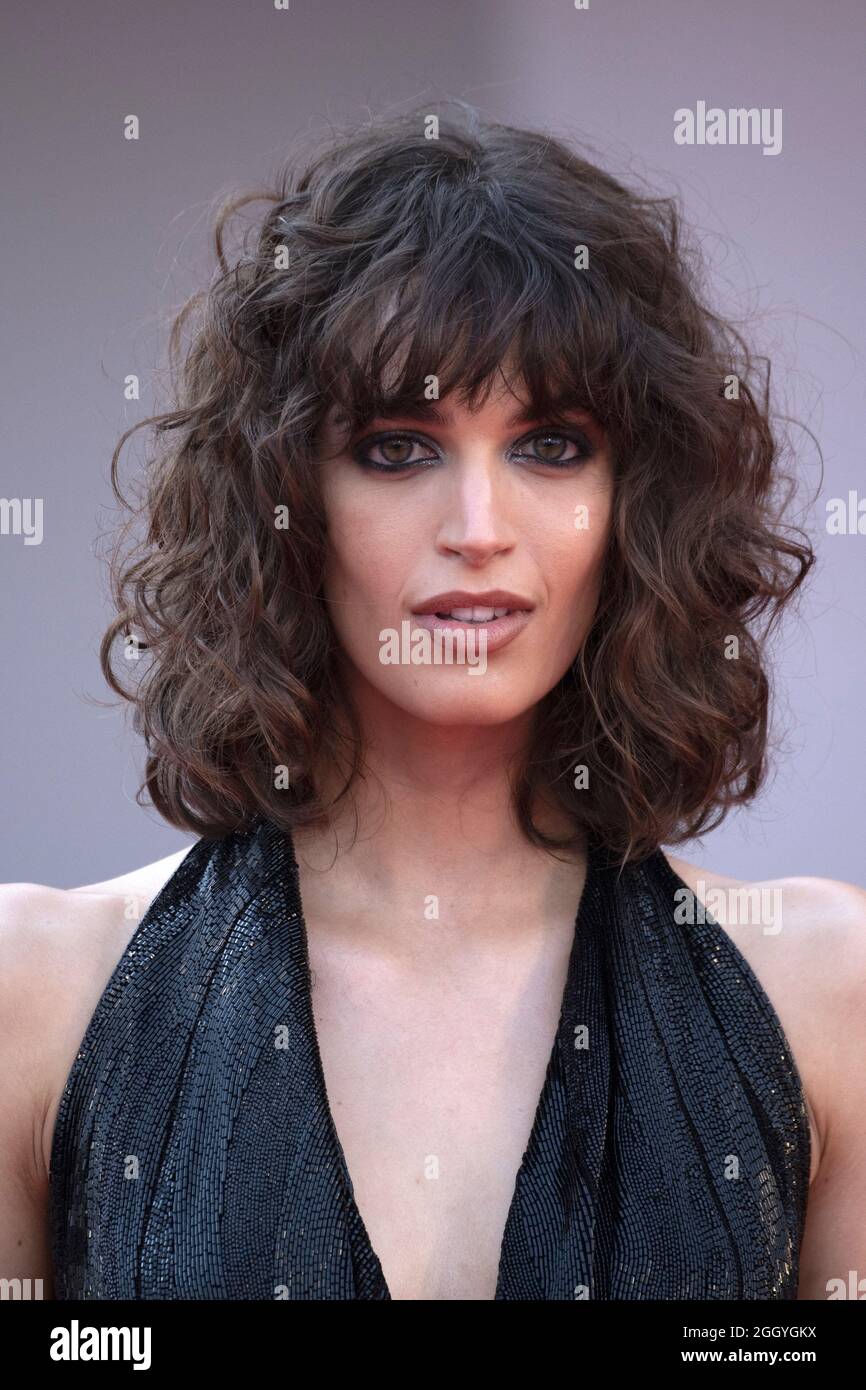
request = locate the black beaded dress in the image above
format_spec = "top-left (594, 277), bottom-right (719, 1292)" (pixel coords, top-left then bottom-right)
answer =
top-left (48, 814), bottom-right (811, 1299)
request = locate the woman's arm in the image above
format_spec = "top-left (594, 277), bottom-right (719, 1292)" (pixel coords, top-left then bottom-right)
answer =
top-left (794, 878), bottom-right (866, 1299)
top-left (0, 885), bottom-right (56, 1299)
top-left (0, 850), bottom-right (193, 1301)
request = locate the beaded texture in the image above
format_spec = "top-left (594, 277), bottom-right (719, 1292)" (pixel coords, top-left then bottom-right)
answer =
top-left (49, 815), bottom-right (811, 1299)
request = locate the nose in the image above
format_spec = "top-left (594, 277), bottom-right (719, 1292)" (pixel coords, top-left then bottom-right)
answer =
top-left (434, 453), bottom-right (518, 565)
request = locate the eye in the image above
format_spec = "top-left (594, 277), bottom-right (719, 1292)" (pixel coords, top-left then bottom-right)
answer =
top-left (350, 431), bottom-right (440, 473)
top-left (511, 428), bottom-right (596, 468)
top-left (348, 425), bottom-right (597, 474)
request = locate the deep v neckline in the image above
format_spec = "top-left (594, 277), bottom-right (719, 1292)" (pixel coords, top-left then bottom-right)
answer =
top-left (286, 828), bottom-right (600, 1301)
top-left (49, 813), bottom-right (811, 1300)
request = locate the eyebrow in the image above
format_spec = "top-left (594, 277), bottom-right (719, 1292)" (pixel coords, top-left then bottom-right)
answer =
top-left (330, 401), bottom-right (594, 429)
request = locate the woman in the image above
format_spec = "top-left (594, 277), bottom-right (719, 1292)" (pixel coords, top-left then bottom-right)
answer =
top-left (2, 107), bottom-right (864, 1302)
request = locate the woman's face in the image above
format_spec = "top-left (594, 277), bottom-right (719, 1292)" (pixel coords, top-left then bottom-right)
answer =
top-left (316, 379), bottom-right (614, 728)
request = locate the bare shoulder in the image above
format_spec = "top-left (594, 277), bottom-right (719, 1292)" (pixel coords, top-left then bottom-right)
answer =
top-left (68, 843), bottom-right (196, 901)
top-left (0, 840), bottom-right (197, 1184)
top-left (664, 851), bottom-right (866, 1192)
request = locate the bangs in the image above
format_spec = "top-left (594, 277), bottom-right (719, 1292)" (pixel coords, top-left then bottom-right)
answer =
top-left (306, 209), bottom-right (622, 439)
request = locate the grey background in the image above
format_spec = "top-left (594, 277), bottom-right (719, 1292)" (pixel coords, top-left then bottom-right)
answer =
top-left (1, 0), bottom-right (863, 887)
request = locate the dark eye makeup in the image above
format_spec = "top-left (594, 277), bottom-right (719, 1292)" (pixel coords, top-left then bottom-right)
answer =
top-left (348, 426), bottom-right (597, 474)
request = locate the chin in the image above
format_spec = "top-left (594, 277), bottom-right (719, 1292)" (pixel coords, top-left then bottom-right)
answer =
top-left (379, 672), bottom-right (546, 728)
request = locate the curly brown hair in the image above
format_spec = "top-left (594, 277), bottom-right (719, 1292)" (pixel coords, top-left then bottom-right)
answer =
top-left (99, 103), bottom-right (817, 865)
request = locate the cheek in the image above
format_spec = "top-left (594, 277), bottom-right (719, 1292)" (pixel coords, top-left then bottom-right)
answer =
top-left (539, 501), bottom-right (611, 641)
top-left (322, 484), bottom-right (414, 621)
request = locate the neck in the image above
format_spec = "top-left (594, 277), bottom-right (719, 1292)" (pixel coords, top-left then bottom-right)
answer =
top-left (291, 676), bottom-right (587, 940)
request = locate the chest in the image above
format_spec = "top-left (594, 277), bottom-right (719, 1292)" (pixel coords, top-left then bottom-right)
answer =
top-left (305, 928), bottom-right (569, 1300)
top-left (50, 842), bottom-right (810, 1301)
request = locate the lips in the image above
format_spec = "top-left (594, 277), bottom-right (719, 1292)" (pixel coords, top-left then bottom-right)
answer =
top-left (409, 590), bottom-right (535, 655)
top-left (410, 589), bottom-right (535, 617)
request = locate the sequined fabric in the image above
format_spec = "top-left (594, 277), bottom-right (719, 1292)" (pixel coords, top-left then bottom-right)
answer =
top-left (48, 814), bottom-right (811, 1299)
